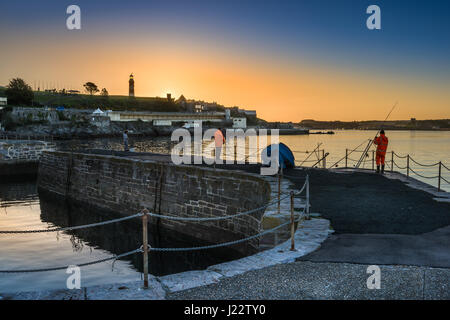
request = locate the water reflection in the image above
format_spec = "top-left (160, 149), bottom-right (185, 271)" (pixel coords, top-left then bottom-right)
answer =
top-left (0, 181), bottom-right (39, 209)
top-left (38, 194), bottom-right (243, 276)
top-left (0, 179), bottom-right (243, 293)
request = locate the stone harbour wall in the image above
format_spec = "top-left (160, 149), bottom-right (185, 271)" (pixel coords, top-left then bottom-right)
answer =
top-left (37, 151), bottom-right (271, 255)
top-left (0, 140), bottom-right (55, 161)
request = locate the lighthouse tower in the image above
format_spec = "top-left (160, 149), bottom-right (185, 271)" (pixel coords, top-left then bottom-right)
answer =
top-left (129, 73), bottom-right (135, 97)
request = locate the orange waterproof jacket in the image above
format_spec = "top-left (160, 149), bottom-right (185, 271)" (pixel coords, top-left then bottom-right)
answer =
top-left (214, 129), bottom-right (225, 147)
top-left (374, 134), bottom-right (388, 155)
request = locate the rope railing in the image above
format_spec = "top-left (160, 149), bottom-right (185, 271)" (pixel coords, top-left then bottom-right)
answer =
top-left (393, 160), bottom-right (408, 170)
top-left (338, 149), bottom-right (449, 192)
top-left (345, 157), bottom-right (372, 163)
top-left (291, 149), bottom-right (325, 154)
top-left (145, 177), bottom-right (308, 223)
top-left (0, 249), bottom-right (141, 274)
top-left (390, 152), bottom-right (448, 191)
top-left (181, 148), bottom-right (327, 169)
top-left (145, 193), bottom-right (291, 222)
top-left (0, 174), bottom-right (311, 285)
top-left (408, 157), bottom-right (440, 167)
top-left (148, 213), bottom-right (306, 252)
top-left (392, 152), bottom-right (444, 168)
top-left (294, 159), bottom-right (325, 163)
top-left (408, 167), bottom-right (440, 180)
top-left (393, 151), bottom-right (408, 159)
top-left (0, 212), bottom-right (144, 234)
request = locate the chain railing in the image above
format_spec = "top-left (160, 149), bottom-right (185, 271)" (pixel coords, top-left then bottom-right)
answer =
top-left (0, 175), bottom-right (310, 289)
top-left (180, 146), bottom-right (328, 169)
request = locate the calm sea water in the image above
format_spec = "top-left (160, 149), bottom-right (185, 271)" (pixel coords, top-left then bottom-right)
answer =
top-left (62, 130), bottom-right (449, 191)
top-left (0, 183), bottom-right (240, 294)
top-left (1, 130), bottom-right (448, 293)
top-left (281, 130), bottom-right (450, 192)
top-left (0, 182), bottom-right (141, 293)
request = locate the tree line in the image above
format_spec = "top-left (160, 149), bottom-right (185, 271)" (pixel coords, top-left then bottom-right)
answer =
top-left (1, 78), bottom-right (110, 106)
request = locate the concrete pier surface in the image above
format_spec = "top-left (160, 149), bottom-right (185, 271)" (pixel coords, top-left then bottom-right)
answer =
top-left (168, 261), bottom-right (449, 300)
top-left (168, 168), bottom-right (450, 300)
top-left (285, 168), bottom-right (450, 268)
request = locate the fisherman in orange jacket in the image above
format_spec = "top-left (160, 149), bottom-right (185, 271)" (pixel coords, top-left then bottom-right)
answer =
top-left (373, 129), bottom-right (388, 174)
top-left (214, 128), bottom-right (226, 163)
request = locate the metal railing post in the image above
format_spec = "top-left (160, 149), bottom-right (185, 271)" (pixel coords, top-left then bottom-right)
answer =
top-left (345, 149), bottom-right (348, 168)
top-left (391, 151), bottom-right (394, 172)
top-left (407, 155), bottom-right (410, 178)
top-left (290, 191), bottom-right (295, 251)
top-left (278, 167), bottom-right (283, 214)
top-left (142, 209), bottom-right (149, 289)
top-left (438, 161), bottom-right (442, 192)
top-left (306, 174), bottom-right (310, 219)
top-left (322, 150), bottom-right (326, 168)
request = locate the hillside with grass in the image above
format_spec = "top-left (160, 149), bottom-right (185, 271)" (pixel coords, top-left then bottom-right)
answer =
top-left (32, 92), bottom-right (182, 112)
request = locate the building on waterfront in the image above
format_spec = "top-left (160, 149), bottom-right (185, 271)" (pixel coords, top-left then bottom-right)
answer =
top-left (129, 74), bottom-right (135, 97)
top-left (228, 106), bottom-right (257, 120)
top-left (194, 104), bottom-right (204, 113)
top-left (232, 117), bottom-right (247, 129)
top-left (0, 97), bottom-right (7, 107)
top-left (243, 110), bottom-right (257, 119)
top-left (107, 110), bottom-right (227, 125)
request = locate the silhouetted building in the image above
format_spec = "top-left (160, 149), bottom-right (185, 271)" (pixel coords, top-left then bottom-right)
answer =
top-left (167, 93), bottom-right (172, 102)
top-left (129, 74), bottom-right (135, 97)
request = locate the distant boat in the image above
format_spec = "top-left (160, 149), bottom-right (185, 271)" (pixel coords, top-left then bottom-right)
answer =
top-left (310, 130), bottom-right (335, 134)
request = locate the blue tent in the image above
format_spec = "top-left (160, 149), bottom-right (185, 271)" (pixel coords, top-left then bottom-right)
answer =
top-left (261, 143), bottom-right (295, 169)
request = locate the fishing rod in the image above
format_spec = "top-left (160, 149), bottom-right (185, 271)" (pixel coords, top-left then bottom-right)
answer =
top-left (299, 143), bottom-right (323, 166)
top-left (244, 146), bottom-right (265, 162)
top-left (312, 152), bottom-right (329, 168)
top-left (328, 139), bottom-right (371, 169)
top-left (355, 101), bottom-right (398, 168)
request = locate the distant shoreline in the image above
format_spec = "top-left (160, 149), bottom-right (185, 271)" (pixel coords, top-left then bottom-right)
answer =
top-left (299, 119), bottom-right (450, 131)
top-left (307, 128), bottom-right (450, 132)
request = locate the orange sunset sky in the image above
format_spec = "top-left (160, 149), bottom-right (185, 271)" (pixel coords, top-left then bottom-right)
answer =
top-left (1, 1), bottom-right (449, 122)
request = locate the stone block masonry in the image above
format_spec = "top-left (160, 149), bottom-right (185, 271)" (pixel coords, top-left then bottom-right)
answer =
top-left (0, 140), bottom-right (55, 161)
top-left (0, 140), bottom-right (56, 178)
top-left (37, 151), bottom-right (271, 255)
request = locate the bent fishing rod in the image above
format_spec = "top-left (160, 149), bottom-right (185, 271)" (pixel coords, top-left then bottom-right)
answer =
top-left (299, 143), bottom-right (323, 166)
top-left (328, 139), bottom-right (371, 169)
top-left (355, 101), bottom-right (398, 168)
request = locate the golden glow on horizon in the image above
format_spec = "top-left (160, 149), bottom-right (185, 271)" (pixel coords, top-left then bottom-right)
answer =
top-left (1, 34), bottom-right (449, 122)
